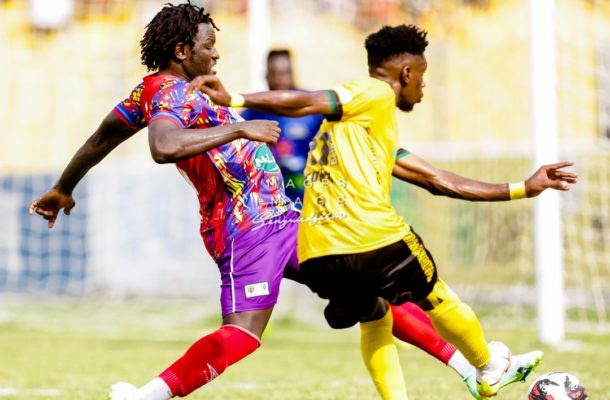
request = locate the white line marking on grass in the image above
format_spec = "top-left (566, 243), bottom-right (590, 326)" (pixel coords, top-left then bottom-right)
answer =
top-left (0, 388), bottom-right (61, 396)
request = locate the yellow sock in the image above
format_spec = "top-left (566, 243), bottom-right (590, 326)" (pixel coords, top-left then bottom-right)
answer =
top-left (425, 279), bottom-right (490, 368)
top-left (360, 310), bottom-right (408, 400)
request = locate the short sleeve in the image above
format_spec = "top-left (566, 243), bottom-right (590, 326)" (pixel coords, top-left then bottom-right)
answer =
top-left (113, 83), bottom-right (146, 130)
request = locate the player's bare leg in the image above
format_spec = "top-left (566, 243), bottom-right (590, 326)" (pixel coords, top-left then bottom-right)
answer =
top-left (222, 308), bottom-right (274, 338)
top-left (109, 308), bottom-right (273, 400)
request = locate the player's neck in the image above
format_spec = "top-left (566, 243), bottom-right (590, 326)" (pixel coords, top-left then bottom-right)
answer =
top-left (369, 65), bottom-right (397, 83)
top-left (369, 69), bottom-right (399, 97)
top-left (157, 66), bottom-right (191, 82)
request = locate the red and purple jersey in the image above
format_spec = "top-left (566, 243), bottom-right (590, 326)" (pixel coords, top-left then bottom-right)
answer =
top-left (113, 74), bottom-right (294, 261)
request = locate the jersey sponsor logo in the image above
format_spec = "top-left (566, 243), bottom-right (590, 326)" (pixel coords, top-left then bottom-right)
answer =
top-left (245, 282), bottom-right (270, 298)
top-left (304, 169), bottom-right (334, 187)
top-left (254, 146), bottom-right (280, 173)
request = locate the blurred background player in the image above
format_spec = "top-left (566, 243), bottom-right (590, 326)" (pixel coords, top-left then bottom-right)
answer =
top-left (192, 23), bottom-right (578, 398)
top-left (242, 49), bottom-right (324, 206)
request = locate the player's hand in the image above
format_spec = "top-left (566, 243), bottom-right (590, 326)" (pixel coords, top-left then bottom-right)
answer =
top-left (29, 187), bottom-right (75, 228)
top-left (187, 75), bottom-right (232, 106)
top-left (525, 161), bottom-right (578, 197)
top-left (238, 120), bottom-right (281, 146)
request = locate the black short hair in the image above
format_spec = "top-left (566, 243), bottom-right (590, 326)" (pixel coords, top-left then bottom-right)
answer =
top-left (140, 1), bottom-right (219, 71)
top-left (267, 49), bottom-right (291, 62)
top-left (365, 25), bottom-right (428, 68)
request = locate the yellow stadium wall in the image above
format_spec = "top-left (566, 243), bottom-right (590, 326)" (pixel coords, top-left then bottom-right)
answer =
top-left (1, 0), bottom-right (608, 173)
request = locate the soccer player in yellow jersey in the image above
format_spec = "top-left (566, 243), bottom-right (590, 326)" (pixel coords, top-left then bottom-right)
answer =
top-left (192, 24), bottom-right (577, 399)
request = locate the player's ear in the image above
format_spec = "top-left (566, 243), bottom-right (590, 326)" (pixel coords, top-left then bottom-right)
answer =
top-left (400, 66), bottom-right (410, 86)
top-left (174, 42), bottom-right (189, 61)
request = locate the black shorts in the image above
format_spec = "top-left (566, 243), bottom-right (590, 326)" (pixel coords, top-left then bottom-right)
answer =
top-left (300, 229), bottom-right (438, 329)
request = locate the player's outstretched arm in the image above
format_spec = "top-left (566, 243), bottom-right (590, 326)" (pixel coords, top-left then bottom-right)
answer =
top-left (187, 74), bottom-right (333, 117)
top-left (29, 112), bottom-right (138, 228)
top-left (392, 150), bottom-right (577, 201)
top-left (148, 119), bottom-right (281, 163)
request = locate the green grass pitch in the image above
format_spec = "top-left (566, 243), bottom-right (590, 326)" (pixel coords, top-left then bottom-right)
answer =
top-left (0, 300), bottom-right (608, 399)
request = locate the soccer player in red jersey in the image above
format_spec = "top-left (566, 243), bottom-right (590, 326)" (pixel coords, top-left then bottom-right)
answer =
top-left (31, 4), bottom-right (296, 399)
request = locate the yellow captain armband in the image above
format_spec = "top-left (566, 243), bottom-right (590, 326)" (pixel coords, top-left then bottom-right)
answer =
top-left (509, 181), bottom-right (527, 200)
top-left (229, 92), bottom-right (245, 108)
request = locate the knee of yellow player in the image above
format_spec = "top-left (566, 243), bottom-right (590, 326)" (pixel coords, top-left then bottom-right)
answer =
top-left (418, 278), bottom-right (462, 315)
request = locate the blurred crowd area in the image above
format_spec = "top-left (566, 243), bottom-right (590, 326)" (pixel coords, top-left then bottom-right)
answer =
top-left (0, 1), bottom-right (608, 327)
top-left (1, 0), bottom-right (609, 172)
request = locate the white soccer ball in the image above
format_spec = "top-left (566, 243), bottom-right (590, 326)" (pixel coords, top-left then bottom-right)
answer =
top-left (527, 372), bottom-right (588, 400)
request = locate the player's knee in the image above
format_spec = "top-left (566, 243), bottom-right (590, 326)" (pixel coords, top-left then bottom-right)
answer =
top-left (415, 278), bottom-right (460, 313)
top-left (324, 302), bottom-right (360, 329)
top-left (325, 297), bottom-right (382, 329)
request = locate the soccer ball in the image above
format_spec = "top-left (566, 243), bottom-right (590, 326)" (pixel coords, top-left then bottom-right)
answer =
top-left (527, 372), bottom-right (588, 400)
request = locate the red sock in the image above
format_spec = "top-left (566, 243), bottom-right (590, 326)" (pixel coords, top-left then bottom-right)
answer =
top-left (391, 302), bottom-right (456, 364)
top-left (159, 324), bottom-right (260, 397)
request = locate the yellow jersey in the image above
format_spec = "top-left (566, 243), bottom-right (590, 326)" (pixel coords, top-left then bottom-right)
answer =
top-left (297, 76), bottom-right (409, 263)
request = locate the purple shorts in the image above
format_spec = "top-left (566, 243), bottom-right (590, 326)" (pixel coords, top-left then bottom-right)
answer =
top-left (216, 210), bottom-right (300, 317)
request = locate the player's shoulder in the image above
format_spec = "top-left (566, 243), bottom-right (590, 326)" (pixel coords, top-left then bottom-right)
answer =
top-left (355, 76), bottom-right (392, 96)
top-left (340, 76), bottom-right (390, 91)
top-left (121, 80), bottom-right (146, 103)
top-left (152, 74), bottom-right (189, 92)
top-left (145, 74), bottom-right (207, 106)
top-left (336, 76), bottom-right (393, 103)
top-left (139, 73), bottom-right (188, 95)
top-left (143, 73), bottom-right (186, 85)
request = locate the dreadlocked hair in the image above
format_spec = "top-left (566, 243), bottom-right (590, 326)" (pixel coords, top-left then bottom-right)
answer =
top-left (140, 1), bottom-right (219, 71)
top-left (365, 25), bottom-right (428, 68)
